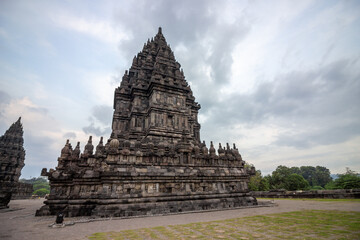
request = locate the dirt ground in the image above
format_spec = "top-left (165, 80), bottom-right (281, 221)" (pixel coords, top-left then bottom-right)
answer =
top-left (0, 199), bottom-right (359, 240)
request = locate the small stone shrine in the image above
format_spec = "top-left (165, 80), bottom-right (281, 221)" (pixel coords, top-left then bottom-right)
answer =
top-left (37, 28), bottom-right (257, 217)
top-left (0, 117), bottom-right (32, 208)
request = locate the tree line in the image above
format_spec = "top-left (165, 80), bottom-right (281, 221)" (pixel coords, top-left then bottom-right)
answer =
top-left (248, 165), bottom-right (360, 191)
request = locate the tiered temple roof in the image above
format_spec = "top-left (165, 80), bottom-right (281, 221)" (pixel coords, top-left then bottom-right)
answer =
top-left (112, 27), bottom-right (201, 144)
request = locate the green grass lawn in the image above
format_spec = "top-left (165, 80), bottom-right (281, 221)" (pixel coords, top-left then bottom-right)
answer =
top-left (88, 210), bottom-right (360, 240)
top-left (257, 198), bottom-right (360, 202)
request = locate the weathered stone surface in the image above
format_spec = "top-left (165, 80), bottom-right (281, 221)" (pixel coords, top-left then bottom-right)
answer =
top-left (0, 117), bottom-right (32, 208)
top-left (37, 28), bottom-right (257, 217)
top-left (11, 182), bottom-right (33, 200)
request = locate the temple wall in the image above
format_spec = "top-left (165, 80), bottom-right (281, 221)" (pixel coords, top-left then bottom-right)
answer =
top-left (49, 181), bottom-right (250, 200)
top-left (11, 182), bottom-right (33, 199)
top-left (37, 138), bottom-right (257, 217)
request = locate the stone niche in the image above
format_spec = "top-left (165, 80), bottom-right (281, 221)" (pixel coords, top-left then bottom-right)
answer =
top-left (36, 28), bottom-right (257, 217)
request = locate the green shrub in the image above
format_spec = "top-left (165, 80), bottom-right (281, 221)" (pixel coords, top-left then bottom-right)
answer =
top-left (33, 188), bottom-right (49, 197)
top-left (248, 170), bottom-right (270, 191)
top-left (325, 181), bottom-right (337, 190)
top-left (33, 183), bottom-right (50, 191)
top-left (334, 174), bottom-right (360, 189)
top-left (284, 173), bottom-right (310, 191)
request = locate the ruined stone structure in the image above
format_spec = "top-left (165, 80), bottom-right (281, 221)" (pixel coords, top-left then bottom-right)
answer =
top-left (37, 28), bottom-right (257, 217)
top-left (0, 118), bottom-right (32, 208)
top-left (11, 182), bottom-right (33, 200)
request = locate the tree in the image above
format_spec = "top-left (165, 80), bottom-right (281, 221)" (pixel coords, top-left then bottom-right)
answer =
top-left (333, 169), bottom-right (360, 189)
top-left (248, 170), bottom-right (270, 191)
top-left (20, 177), bottom-right (48, 185)
top-left (259, 178), bottom-right (270, 191)
top-left (263, 175), bottom-right (273, 189)
top-left (33, 183), bottom-right (50, 191)
top-left (335, 175), bottom-right (360, 189)
top-left (298, 166), bottom-right (331, 187)
top-left (310, 185), bottom-right (324, 190)
top-left (284, 174), bottom-right (309, 191)
top-left (248, 170), bottom-right (261, 191)
top-left (325, 181), bottom-right (336, 190)
top-left (33, 188), bottom-right (49, 197)
top-left (267, 165), bottom-right (312, 190)
top-left (290, 167), bottom-right (301, 175)
top-left (268, 165), bottom-right (292, 189)
top-left (300, 166), bottom-right (317, 186)
top-left (345, 167), bottom-right (358, 175)
top-left (251, 165), bottom-right (332, 191)
top-left (314, 166), bottom-right (332, 187)
top-left (20, 177), bottom-right (50, 196)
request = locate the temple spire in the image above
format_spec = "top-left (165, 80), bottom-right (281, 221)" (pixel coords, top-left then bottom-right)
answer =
top-left (0, 117), bottom-right (26, 180)
top-left (112, 28), bottom-right (200, 144)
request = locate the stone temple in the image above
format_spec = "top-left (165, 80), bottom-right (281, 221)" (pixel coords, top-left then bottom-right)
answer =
top-left (37, 28), bottom-right (257, 217)
top-left (0, 117), bottom-right (32, 208)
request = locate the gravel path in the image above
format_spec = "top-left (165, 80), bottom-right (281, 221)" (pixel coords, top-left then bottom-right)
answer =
top-left (0, 199), bottom-right (359, 240)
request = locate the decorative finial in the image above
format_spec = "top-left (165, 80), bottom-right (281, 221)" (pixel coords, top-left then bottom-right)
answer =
top-left (158, 27), bottom-right (162, 34)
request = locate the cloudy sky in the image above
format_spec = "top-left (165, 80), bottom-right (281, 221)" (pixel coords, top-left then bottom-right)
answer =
top-left (0, 0), bottom-right (359, 178)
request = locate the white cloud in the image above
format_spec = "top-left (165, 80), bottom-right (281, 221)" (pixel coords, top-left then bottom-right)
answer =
top-left (0, 27), bottom-right (9, 40)
top-left (37, 38), bottom-right (57, 56)
top-left (78, 70), bottom-right (118, 105)
top-left (50, 11), bottom-right (131, 44)
top-left (248, 136), bottom-right (360, 175)
top-left (1, 0), bottom-right (359, 178)
top-left (0, 95), bottom-right (91, 176)
top-left (229, 1), bottom-right (313, 95)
